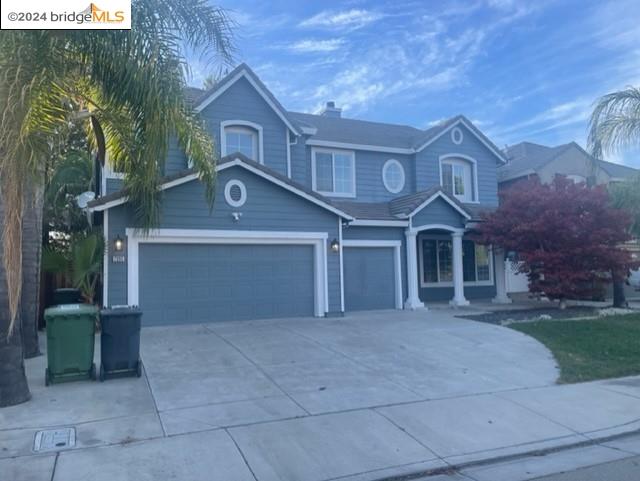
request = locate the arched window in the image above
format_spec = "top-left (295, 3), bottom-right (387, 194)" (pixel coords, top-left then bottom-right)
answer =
top-left (221, 121), bottom-right (263, 163)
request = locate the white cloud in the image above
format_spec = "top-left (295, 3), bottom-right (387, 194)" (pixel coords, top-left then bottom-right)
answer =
top-left (287, 39), bottom-right (344, 53)
top-left (299, 9), bottom-right (384, 30)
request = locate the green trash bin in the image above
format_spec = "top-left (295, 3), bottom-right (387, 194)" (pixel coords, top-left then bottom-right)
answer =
top-left (44, 304), bottom-right (98, 386)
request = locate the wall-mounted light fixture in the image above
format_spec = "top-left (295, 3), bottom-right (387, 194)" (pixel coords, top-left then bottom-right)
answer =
top-left (330, 238), bottom-right (340, 253)
top-left (114, 235), bottom-right (124, 252)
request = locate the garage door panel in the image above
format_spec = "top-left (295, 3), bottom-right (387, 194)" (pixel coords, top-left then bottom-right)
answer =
top-left (139, 243), bottom-right (315, 325)
top-left (344, 247), bottom-right (396, 312)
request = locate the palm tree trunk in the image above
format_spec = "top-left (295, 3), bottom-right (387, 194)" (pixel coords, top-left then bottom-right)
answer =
top-left (20, 181), bottom-right (43, 358)
top-left (0, 196), bottom-right (31, 407)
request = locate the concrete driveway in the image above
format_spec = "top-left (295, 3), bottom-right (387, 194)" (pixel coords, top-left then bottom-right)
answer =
top-left (143, 309), bottom-right (558, 429)
top-left (7, 308), bottom-right (640, 481)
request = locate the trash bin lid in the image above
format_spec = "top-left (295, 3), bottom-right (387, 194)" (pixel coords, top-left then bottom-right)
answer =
top-left (100, 306), bottom-right (142, 316)
top-left (44, 303), bottom-right (99, 318)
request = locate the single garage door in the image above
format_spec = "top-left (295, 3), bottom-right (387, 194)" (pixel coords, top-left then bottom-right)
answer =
top-left (343, 246), bottom-right (397, 311)
top-left (139, 243), bottom-right (315, 325)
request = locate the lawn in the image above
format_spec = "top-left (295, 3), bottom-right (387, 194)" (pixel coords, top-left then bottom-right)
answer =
top-left (509, 313), bottom-right (640, 383)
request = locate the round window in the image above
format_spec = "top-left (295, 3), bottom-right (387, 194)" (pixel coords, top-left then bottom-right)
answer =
top-left (451, 127), bottom-right (463, 145)
top-left (224, 179), bottom-right (247, 207)
top-left (382, 159), bottom-right (405, 194)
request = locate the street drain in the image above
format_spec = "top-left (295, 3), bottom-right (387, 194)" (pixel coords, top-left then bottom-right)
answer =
top-left (33, 428), bottom-right (76, 452)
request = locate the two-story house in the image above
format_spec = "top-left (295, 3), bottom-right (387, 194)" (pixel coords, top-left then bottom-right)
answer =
top-left (88, 64), bottom-right (511, 326)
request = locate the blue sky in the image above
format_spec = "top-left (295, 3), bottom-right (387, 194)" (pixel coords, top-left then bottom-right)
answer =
top-left (188, 0), bottom-right (640, 167)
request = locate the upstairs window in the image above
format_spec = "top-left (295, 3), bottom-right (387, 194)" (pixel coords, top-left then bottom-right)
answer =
top-left (312, 149), bottom-right (355, 197)
top-left (221, 121), bottom-right (263, 163)
top-left (440, 157), bottom-right (475, 202)
top-left (225, 127), bottom-right (257, 160)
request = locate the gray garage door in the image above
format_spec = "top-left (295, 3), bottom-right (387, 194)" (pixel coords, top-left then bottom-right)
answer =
top-left (344, 246), bottom-right (396, 311)
top-left (139, 243), bottom-right (315, 325)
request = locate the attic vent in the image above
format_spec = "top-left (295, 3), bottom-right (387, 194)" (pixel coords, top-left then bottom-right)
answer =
top-left (320, 101), bottom-right (342, 118)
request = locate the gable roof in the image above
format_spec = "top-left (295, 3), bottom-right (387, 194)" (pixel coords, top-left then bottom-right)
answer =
top-left (500, 141), bottom-right (639, 182)
top-left (412, 115), bottom-right (508, 163)
top-left (192, 64), bottom-right (301, 136)
top-left (390, 187), bottom-right (473, 220)
top-left (87, 153), bottom-right (353, 220)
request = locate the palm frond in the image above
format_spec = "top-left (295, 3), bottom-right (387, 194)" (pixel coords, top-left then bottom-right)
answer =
top-left (588, 86), bottom-right (640, 158)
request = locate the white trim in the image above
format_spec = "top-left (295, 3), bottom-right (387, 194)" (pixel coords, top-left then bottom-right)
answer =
top-left (125, 229), bottom-right (328, 317)
top-left (338, 219), bottom-right (344, 313)
top-left (102, 210), bottom-right (109, 308)
top-left (409, 223), bottom-right (465, 235)
top-left (195, 68), bottom-right (300, 135)
top-left (350, 219), bottom-right (409, 227)
top-left (439, 154), bottom-right (479, 203)
top-left (88, 157), bottom-right (354, 220)
top-left (342, 240), bottom-right (403, 310)
top-left (286, 130), bottom-right (292, 178)
top-left (451, 127), bottom-right (463, 145)
top-left (224, 179), bottom-right (247, 208)
top-left (382, 159), bottom-right (406, 194)
top-left (417, 233), bottom-right (494, 288)
top-left (220, 120), bottom-right (264, 164)
top-left (405, 191), bottom-right (472, 221)
top-left (415, 118), bottom-right (507, 163)
top-left (311, 147), bottom-right (356, 198)
top-left (306, 139), bottom-right (413, 155)
top-left (301, 126), bottom-right (318, 136)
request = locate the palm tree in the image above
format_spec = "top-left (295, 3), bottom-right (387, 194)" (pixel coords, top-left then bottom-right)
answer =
top-left (0, 0), bottom-right (234, 407)
top-left (588, 86), bottom-right (640, 307)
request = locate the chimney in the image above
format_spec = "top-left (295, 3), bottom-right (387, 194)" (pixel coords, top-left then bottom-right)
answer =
top-left (320, 101), bottom-right (342, 118)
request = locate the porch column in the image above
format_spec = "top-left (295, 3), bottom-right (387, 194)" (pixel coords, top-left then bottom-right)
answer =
top-left (492, 247), bottom-right (512, 304)
top-left (404, 230), bottom-right (425, 310)
top-left (450, 231), bottom-right (469, 307)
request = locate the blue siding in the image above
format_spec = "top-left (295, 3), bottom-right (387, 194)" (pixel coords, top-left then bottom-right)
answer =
top-left (415, 123), bottom-right (499, 206)
top-left (294, 148), bottom-right (415, 203)
top-left (411, 197), bottom-right (465, 229)
top-left (106, 165), bottom-right (342, 313)
top-left (198, 77), bottom-right (290, 176)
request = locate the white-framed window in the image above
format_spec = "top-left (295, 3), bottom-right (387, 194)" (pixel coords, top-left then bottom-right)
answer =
top-left (311, 148), bottom-right (356, 197)
top-left (382, 159), bottom-right (405, 193)
top-left (220, 120), bottom-right (263, 163)
top-left (440, 157), bottom-right (476, 202)
top-left (418, 235), bottom-right (493, 287)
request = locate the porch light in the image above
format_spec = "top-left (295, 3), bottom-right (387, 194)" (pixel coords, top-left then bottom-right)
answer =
top-left (330, 239), bottom-right (340, 253)
top-left (114, 235), bottom-right (124, 252)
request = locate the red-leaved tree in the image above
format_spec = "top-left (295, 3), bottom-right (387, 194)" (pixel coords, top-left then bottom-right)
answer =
top-left (475, 177), bottom-right (636, 304)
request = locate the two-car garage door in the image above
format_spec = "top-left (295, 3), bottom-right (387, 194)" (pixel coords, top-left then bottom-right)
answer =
top-left (139, 243), bottom-right (316, 326)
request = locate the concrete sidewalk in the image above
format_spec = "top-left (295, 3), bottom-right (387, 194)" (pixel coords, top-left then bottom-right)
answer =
top-left (3, 312), bottom-right (640, 481)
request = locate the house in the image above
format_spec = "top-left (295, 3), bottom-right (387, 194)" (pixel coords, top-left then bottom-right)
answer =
top-left (88, 63), bottom-right (512, 326)
top-left (499, 141), bottom-right (640, 294)
top-left (500, 141), bottom-right (638, 187)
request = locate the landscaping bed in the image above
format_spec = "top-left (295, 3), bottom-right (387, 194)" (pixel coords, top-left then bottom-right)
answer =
top-left (509, 313), bottom-right (640, 383)
top-left (458, 306), bottom-right (598, 325)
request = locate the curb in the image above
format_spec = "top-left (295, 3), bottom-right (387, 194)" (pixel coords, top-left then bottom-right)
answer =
top-left (375, 427), bottom-right (640, 481)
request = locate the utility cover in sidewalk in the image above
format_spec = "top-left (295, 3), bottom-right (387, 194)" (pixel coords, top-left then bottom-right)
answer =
top-left (33, 428), bottom-right (76, 452)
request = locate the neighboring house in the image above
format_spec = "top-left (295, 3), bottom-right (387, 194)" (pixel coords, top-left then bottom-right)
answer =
top-left (499, 141), bottom-right (640, 294)
top-left (88, 63), bottom-right (511, 326)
